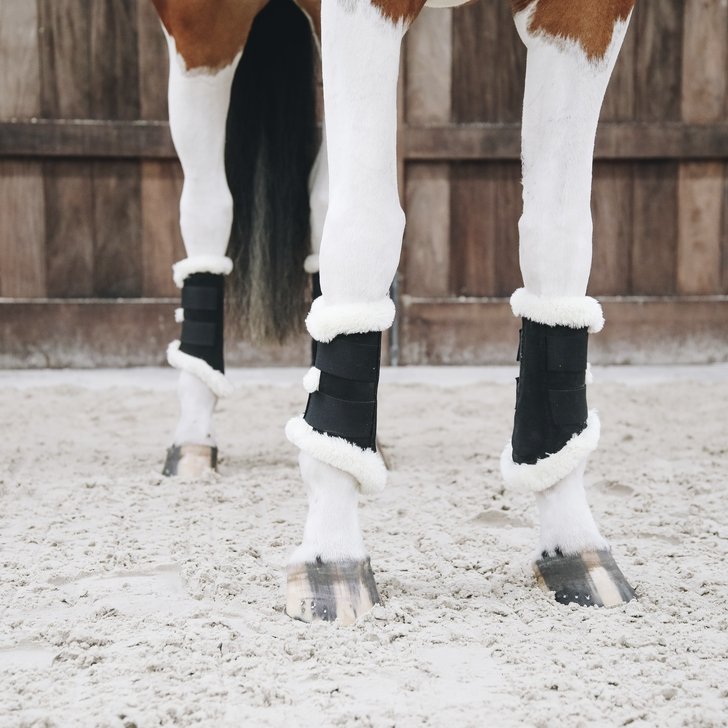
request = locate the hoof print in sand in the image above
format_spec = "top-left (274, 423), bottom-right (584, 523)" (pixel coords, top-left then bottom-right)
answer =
top-left (162, 444), bottom-right (218, 477)
top-left (534, 549), bottom-right (636, 608)
top-left (286, 558), bottom-right (381, 625)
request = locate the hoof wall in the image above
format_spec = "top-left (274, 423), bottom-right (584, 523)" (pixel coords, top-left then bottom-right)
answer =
top-left (286, 558), bottom-right (381, 625)
top-left (162, 444), bottom-right (217, 477)
top-left (534, 549), bottom-right (636, 608)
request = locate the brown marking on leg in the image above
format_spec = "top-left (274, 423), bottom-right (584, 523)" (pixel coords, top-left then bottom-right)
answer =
top-left (371, 0), bottom-right (427, 26)
top-left (511, 0), bottom-right (635, 61)
top-left (294, 0), bottom-right (321, 41)
top-left (152, 0), bottom-right (269, 70)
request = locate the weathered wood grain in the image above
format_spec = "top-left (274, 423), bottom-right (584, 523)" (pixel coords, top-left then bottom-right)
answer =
top-left (140, 161), bottom-right (184, 297)
top-left (591, 162), bottom-right (633, 296)
top-left (90, 0), bottom-right (143, 298)
top-left (38, 0), bottom-right (94, 297)
top-left (405, 8), bottom-right (452, 125)
top-left (631, 162), bottom-right (678, 295)
top-left (0, 1), bottom-right (45, 297)
top-left (676, 0), bottom-right (727, 296)
top-left (449, 163), bottom-right (497, 296)
top-left (404, 163), bottom-right (450, 297)
top-left (399, 296), bottom-right (728, 365)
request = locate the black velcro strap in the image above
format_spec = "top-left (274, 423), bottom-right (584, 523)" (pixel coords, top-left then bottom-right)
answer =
top-left (547, 333), bottom-right (588, 373)
top-left (182, 285), bottom-right (220, 311)
top-left (315, 333), bottom-right (380, 382)
top-left (305, 391), bottom-right (376, 441)
top-left (548, 387), bottom-right (588, 426)
top-left (181, 320), bottom-right (217, 347)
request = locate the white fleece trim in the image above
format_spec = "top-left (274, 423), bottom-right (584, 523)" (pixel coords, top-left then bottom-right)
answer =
top-left (510, 288), bottom-right (604, 333)
top-left (285, 416), bottom-right (387, 495)
top-left (174, 307), bottom-right (184, 323)
top-left (302, 366), bottom-right (321, 393)
top-left (501, 410), bottom-right (601, 493)
top-left (172, 255), bottom-right (233, 288)
top-left (303, 253), bottom-right (319, 274)
top-left (167, 340), bottom-right (233, 398)
top-left (306, 296), bottom-right (395, 343)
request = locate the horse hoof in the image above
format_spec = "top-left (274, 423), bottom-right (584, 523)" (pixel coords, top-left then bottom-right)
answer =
top-left (162, 444), bottom-right (218, 477)
top-left (286, 557), bottom-right (381, 625)
top-left (534, 549), bottom-right (636, 607)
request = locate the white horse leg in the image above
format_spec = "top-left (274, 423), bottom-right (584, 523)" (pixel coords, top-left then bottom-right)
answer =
top-left (503, 0), bottom-right (636, 605)
top-left (285, 0), bottom-right (424, 623)
top-left (157, 20), bottom-right (245, 476)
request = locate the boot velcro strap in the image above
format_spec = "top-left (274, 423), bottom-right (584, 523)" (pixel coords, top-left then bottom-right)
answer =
top-left (547, 332), bottom-right (588, 372)
top-left (304, 391), bottom-right (376, 442)
top-left (314, 332), bottom-right (381, 382)
top-left (181, 320), bottom-right (217, 347)
top-left (548, 387), bottom-right (588, 426)
top-left (182, 285), bottom-right (220, 311)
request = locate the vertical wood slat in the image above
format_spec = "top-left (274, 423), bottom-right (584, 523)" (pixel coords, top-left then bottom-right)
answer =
top-left (90, 0), bottom-right (143, 297)
top-left (676, 0), bottom-right (727, 295)
top-left (38, 0), bottom-right (94, 297)
top-left (0, 0), bottom-right (45, 297)
top-left (137, 0), bottom-right (182, 297)
top-left (630, 2), bottom-right (683, 295)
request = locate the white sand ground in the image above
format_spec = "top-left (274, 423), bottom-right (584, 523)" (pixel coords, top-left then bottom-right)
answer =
top-left (1, 365), bottom-right (727, 727)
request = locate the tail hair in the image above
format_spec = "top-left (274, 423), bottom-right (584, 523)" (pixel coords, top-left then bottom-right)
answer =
top-left (225, 0), bottom-right (317, 343)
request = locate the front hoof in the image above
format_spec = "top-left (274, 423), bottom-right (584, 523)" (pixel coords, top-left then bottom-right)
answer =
top-left (286, 558), bottom-right (381, 625)
top-left (162, 444), bottom-right (218, 477)
top-left (534, 549), bottom-right (636, 608)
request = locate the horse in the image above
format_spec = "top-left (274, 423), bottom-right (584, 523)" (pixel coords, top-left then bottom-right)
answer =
top-left (151, 0), bottom-right (638, 624)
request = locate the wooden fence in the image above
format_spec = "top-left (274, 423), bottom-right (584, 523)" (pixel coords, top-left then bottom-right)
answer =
top-left (1, 0), bottom-right (727, 366)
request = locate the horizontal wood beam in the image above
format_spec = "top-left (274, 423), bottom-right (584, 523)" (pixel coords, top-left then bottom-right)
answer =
top-left (0, 120), bottom-right (176, 159)
top-left (0, 299), bottom-right (309, 368)
top-left (1, 120), bottom-right (727, 161)
top-left (401, 122), bottom-right (728, 161)
top-left (399, 295), bottom-right (728, 365)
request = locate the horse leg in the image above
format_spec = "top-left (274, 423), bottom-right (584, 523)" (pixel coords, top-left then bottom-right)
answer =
top-left (155, 2), bottom-right (263, 476)
top-left (503, 0), bottom-right (637, 606)
top-left (285, 0), bottom-right (425, 624)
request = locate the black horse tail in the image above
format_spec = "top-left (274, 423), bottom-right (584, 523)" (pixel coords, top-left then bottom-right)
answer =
top-left (225, 0), bottom-right (317, 343)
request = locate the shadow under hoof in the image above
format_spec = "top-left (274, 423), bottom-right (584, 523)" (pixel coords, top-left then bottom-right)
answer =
top-left (162, 444), bottom-right (218, 477)
top-left (534, 549), bottom-right (636, 608)
top-left (286, 558), bottom-right (381, 625)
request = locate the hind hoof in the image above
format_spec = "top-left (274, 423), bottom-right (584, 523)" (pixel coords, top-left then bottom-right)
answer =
top-left (162, 444), bottom-right (218, 477)
top-left (534, 549), bottom-right (636, 607)
top-left (286, 557), bottom-right (381, 625)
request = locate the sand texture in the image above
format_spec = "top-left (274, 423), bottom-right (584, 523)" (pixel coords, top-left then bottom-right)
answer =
top-left (1, 367), bottom-right (727, 727)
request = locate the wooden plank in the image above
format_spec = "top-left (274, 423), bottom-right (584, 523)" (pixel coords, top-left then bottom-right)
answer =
top-left (493, 162), bottom-right (522, 297)
top-left (405, 8), bottom-right (451, 125)
top-left (0, 1), bottom-right (46, 297)
top-left (140, 161), bottom-right (185, 297)
top-left (90, 0), bottom-right (143, 298)
top-left (403, 163), bottom-right (450, 297)
top-left (676, 1), bottom-right (727, 296)
top-left (399, 123), bottom-right (728, 162)
top-left (38, 0), bottom-right (94, 297)
top-left (399, 296), bottom-right (728, 365)
top-left (495, 0), bottom-right (526, 124)
top-left (590, 162), bottom-right (633, 296)
top-left (601, 7), bottom-right (636, 121)
top-left (631, 162), bottom-right (678, 295)
top-left (451, 1), bottom-right (499, 123)
top-left (91, 161), bottom-right (143, 296)
top-left (634, 0), bottom-right (683, 122)
top-left (723, 162), bottom-right (728, 293)
top-left (680, 0), bottom-right (727, 124)
top-left (3, 120), bottom-right (728, 161)
top-left (676, 162), bottom-right (723, 294)
top-left (0, 300), bottom-right (310, 368)
top-left (449, 163), bottom-right (496, 296)
top-left (137, 0), bottom-right (168, 121)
